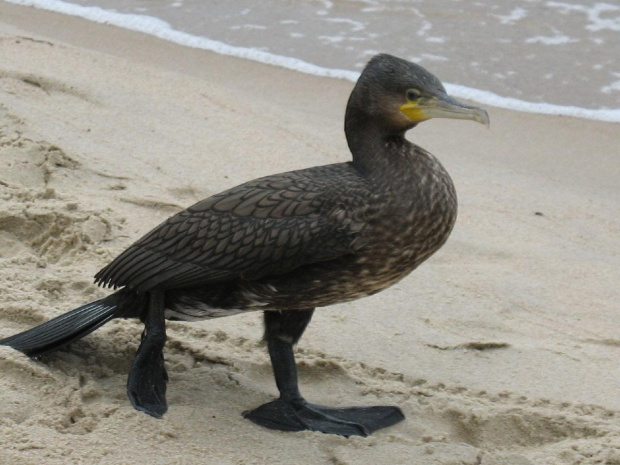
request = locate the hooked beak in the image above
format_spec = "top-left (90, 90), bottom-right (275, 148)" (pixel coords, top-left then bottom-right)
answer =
top-left (400, 93), bottom-right (490, 127)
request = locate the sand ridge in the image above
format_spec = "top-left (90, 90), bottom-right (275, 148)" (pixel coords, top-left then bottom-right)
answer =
top-left (1, 4), bottom-right (620, 464)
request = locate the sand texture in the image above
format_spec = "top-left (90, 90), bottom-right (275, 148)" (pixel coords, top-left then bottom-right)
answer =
top-left (1, 4), bottom-right (620, 464)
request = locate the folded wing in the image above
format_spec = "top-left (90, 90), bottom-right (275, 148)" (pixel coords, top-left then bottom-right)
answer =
top-left (95, 165), bottom-right (371, 293)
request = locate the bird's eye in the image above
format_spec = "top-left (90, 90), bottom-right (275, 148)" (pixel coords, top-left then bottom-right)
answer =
top-left (406, 89), bottom-right (421, 101)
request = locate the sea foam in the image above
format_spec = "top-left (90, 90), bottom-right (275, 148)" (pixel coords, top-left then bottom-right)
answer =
top-left (6, 0), bottom-right (620, 123)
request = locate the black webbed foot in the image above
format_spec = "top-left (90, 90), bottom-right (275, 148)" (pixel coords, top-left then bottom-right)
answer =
top-left (252, 310), bottom-right (405, 436)
top-left (243, 399), bottom-right (404, 437)
top-left (127, 290), bottom-right (168, 418)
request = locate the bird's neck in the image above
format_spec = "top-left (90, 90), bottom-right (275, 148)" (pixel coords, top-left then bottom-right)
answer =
top-left (345, 108), bottom-right (414, 178)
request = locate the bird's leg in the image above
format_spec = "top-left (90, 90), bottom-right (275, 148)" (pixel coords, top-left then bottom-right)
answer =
top-left (243, 309), bottom-right (405, 437)
top-left (127, 288), bottom-right (168, 418)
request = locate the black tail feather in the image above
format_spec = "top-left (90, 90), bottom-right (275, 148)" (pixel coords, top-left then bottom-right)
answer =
top-left (0, 298), bottom-right (117, 358)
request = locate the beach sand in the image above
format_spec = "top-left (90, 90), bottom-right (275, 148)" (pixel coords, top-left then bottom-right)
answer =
top-left (1, 3), bottom-right (619, 464)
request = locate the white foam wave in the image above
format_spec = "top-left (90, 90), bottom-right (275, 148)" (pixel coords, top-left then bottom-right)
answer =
top-left (602, 73), bottom-right (620, 95)
top-left (324, 17), bottom-right (365, 32)
top-left (495, 7), bottom-right (528, 25)
top-left (546, 2), bottom-right (620, 32)
top-left (6, 0), bottom-right (620, 123)
top-left (525, 35), bottom-right (578, 45)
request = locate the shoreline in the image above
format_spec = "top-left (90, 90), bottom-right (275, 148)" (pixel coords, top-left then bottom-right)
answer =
top-left (4, 0), bottom-right (620, 122)
top-left (1, 2), bottom-right (620, 464)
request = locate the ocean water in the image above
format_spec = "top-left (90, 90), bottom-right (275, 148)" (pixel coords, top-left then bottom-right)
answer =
top-left (6, 0), bottom-right (620, 122)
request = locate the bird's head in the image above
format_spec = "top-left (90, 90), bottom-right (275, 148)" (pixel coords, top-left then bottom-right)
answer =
top-left (347, 54), bottom-right (489, 134)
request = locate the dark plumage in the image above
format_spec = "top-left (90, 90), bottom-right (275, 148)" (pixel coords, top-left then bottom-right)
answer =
top-left (1, 54), bottom-right (489, 436)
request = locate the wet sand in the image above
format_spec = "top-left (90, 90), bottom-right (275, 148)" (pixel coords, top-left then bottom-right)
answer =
top-left (1, 3), bottom-right (620, 464)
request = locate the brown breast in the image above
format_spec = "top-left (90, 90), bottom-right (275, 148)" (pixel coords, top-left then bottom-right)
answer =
top-left (237, 144), bottom-right (458, 311)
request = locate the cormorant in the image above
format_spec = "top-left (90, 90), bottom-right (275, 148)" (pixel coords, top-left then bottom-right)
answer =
top-left (0, 54), bottom-right (489, 437)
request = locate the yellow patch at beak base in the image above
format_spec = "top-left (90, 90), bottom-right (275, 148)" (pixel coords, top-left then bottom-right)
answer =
top-left (399, 100), bottom-right (430, 123)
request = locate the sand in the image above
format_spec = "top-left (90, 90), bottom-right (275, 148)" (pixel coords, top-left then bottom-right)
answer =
top-left (1, 3), bottom-right (619, 464)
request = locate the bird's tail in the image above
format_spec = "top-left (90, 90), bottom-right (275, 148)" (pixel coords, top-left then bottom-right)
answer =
top-left (0, 290), bottom-right (141, 358)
